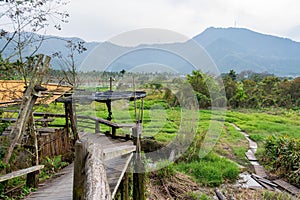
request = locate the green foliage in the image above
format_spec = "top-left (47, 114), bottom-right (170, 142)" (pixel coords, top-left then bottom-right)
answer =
top-left (263, 190), bottom-right (295, 200)
top-left (40, 155), bottom-right (68, 180)
top-left (0, 110), bottom-right (10, 135)
top-left (156, 160), bottom-right (176, 179)
top-left (226, 110), bottom-right (300, 140)
top-left (214, 123), bottom-right (249, 165)
top-left (176, 153), bottom-right (239, 187)
top-left (184, 192), bottom-right (212, 200)
top-left (262, 135), bottom-right (300, 187)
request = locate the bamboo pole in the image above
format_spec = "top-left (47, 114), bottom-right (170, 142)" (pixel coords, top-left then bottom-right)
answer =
top-left (3, 55), bottom-right (50, 166)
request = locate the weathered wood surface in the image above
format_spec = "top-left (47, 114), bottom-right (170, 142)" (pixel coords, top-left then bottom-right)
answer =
top-left (0, 165), bottom-right (44, 183)
top-left (26, 132), bottom-right (135, 200)
top-left (273, 179), bottom-right (300, 196)
top-left (106, 153), bottom-right (133, 198)
top-left (3, 55), bottom-right (51, 165)
top-left (85, 143), bottom-right (112, 200)
top-left (74, 132), bottom-right (135, 199)
top-left (245, 150), bottom-right (258, 161)
top-left (253, 165), bottom-right (268, 178)
top-left (103, 145), bottom-right (135, 161)
top-left (25, 163), bottom-right (74, 200)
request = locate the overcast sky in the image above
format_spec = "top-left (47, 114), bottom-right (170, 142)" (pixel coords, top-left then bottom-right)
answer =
top-left (46, 0), bottom-right (300, 42)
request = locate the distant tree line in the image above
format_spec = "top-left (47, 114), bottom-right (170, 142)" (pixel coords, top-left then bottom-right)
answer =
top-left (183, 69), bottom-right (300, 109)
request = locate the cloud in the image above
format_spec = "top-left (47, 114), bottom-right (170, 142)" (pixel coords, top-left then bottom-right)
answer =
top-left (46, 0), bottom-right (300, 42)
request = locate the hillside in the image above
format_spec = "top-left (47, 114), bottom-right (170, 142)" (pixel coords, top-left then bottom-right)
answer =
top-left (194, 27), bottom-right (300, 76)
top-left (1, 27), bottom-right (300, 76)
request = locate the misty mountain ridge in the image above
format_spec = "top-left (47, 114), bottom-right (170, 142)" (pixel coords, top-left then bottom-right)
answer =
top-left (1, 27), bottom-right (300, 76)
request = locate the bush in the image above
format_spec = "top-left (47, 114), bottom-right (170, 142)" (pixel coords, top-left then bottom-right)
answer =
top-left (262, 135), bottom-right (300, 187)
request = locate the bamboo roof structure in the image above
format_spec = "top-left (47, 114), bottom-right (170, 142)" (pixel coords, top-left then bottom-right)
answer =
top-left (0, 80), bottom-right (72, 106)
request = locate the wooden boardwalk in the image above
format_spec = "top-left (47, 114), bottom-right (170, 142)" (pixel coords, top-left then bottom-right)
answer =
top-left (25, 132), bottom-right (135, 199)
top-left (25, 164), bottom-right (73, 200)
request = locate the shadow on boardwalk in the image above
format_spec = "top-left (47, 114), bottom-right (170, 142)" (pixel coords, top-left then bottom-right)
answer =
top-left (25, 163), bottom-right (73, 200)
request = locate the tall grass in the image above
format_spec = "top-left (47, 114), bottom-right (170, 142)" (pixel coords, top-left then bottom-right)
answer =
top-left (176, 153), bottom-right (239, 187)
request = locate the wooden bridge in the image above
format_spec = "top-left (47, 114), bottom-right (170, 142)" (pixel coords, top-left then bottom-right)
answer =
top-left (0, 95), bottom-right (146, 199)
top-left (0, 61), bottom-right (146, 199)
top-left (1, 111), bottom-right (144, 200)
top-left (25, 130), bottom-right (137, 200)
top-left (1, 109), bottom-right (143, 199)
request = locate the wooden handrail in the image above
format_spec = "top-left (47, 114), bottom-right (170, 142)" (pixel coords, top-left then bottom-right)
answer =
top-left (0, 165), bottom-right (44, 188)
top-left (1, 111), bottom-right (136, 137)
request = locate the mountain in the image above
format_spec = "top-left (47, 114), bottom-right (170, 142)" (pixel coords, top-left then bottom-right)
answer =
top-left (193, 27), bottom-right (300, 76)
top-left (1, 27), bottom-right (300, 76)
top-left (0, 32), bottom-right (99, 70)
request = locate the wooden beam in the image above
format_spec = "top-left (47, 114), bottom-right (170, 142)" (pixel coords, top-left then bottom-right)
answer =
top-left (111, 153), bottom-right (133, 199)
top-left (132, 127), bottom-right (145, 200)
top-left (3, 55), bottom-right (51, 165)
top-left (73, 140), bottom-right (87, 200)
top-left (124, 172), bottom-right (129, 200)
top-left (103, 145), bottom-right (135, 161)
top-left (85, 143), bottom-right (111, 199)
top-left (0, 165), bottom-right (44, 183)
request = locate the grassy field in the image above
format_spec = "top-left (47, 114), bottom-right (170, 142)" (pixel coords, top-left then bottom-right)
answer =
top-left (23, 93), bottom-right (300, 189)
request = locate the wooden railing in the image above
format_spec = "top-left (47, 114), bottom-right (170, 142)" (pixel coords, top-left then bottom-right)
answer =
top-left (73, 139), bottom-right (112, 200)
top-left (0, 165), bottom-right (44, 188)
top-left (76, 115), bottom-right (135, 137)
top-left (1, 111), bottom-right (135, 138)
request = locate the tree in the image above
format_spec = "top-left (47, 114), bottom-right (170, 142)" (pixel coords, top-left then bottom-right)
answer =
top-left (290, 77), bottom-right (300, 106)
top-left (52, 40), bottom-right (87, 87)
top-left (228, 69), bottom-right (237, 81)
top-left (187, 70), bottom-right (209, 97)
top-left (0, 0), bottom-right (68, 82)
top-left (223, 76), bottom-right (237, 102)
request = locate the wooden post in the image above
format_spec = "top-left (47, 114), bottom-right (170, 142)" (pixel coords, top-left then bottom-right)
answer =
top-left (109, 77), bottom-right (113, 91)
top-left (132, 127), bottom-right (145, 200)
top-left (112, 127), bottom-right (116, 138)
top-left (133, 77), bottom-right (137, 120)
top-left (73, 140), bottom-right (86, 200)
top-left (26, 112), bottom-right (39, 188)
top-left (64, 102), bottom-right (69, 136)
top-left (106, 100), bottom-right (112, 121)
top-left (85, 143), bottom-right (111, 199)
top-left (67, 101), bottom-right (78, 142)
top-left (95, 120), bottom-right (100, 133)
top-left (124, 172), bottom-right (129, 200)
top-left (120, 179), bottom-right (124, 200)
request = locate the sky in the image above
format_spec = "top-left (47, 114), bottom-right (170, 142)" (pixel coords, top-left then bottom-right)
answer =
top-left (39, 0), bottom-right (300, 42)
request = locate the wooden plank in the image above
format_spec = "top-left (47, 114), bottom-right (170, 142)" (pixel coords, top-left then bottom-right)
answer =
top-left (245, 150), bottom-right (258, 161)
top-left (33, 112), bottom-right (66, 118)
top-left (0, 118), bottom-right (17, 122)
top-left (103, 145), bottom-right (135, 161)
top-left (0, 165), bottom-right (44, 183)
top-left (106, 153), bottom-right (133, 199)
top-left (251, 174), bottom-right (277, 187)
top-left (37, 128), bottom-right (56, 133)
top-left (26, 164), bottom-right (73, 200)
top-left (273, 179), bottom-right (300, 196)
top-left (253, 165), bottom-right (267, 178)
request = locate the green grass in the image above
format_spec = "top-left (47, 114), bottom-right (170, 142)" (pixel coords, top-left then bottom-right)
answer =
top-left (25, 92), bottom-right (300, 190)
top-left (226, 110), bottom-right (300, 141)
top-left (214, 123), bottom-right (249, 166)
top-left (176, 152), bottom-right (239, 187)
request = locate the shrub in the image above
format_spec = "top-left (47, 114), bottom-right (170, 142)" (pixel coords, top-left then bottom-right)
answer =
top-left (263, 135), bottom-right (300, 187)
